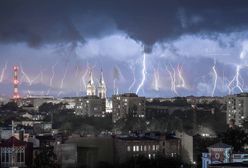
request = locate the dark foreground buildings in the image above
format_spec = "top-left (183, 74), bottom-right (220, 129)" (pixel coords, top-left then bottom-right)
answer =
top-left (55, 132), bottom-right (181, 168)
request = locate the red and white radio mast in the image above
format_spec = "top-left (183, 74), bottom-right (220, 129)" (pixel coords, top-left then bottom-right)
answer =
top-left (13, 65), bottom-right (20, 101)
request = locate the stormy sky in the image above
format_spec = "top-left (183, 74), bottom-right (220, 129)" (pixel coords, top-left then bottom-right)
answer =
top-left (1, 0), bottom-right (248, 98)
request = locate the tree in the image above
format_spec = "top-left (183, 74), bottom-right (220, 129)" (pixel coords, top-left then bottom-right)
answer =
top-left (242, 118), bottom-right (248, 131)
top-left (33, 147), bottom-right (58, 168)
top-left (220, 127), bottom-right (248, 152)
top-left (1, 101), bottom-right (18, 111)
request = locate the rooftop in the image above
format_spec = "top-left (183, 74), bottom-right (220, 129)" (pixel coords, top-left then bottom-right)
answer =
top-left (209, 142), bottom-right (232, 149)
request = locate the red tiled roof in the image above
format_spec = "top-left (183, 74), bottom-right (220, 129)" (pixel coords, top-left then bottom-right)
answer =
top-left (0, 136), bottom-right (26, 147)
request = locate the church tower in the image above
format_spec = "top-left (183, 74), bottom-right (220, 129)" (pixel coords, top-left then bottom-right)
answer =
top-left (97, 69), bottom-right (107, 99)
top-left (86, 70), bottom-right (96, 96)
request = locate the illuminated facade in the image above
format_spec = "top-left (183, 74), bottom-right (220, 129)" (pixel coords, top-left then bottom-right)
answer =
top-left (225, 93), bottom-right (248, 126)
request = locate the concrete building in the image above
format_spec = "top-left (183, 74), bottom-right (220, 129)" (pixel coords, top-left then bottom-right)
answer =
top-left (105, 98), bottom-right (113, 113)
top-left (55, 136), bottom-right (114, 168)
top-left (112, 93), bottom-right (145, 123)
top-left (176, 132), bottom-right (194, 164)
top-left (114, 132), bottom-right (181, 164)
top-left (75, 96), bottom-right (105, 117)
top-left (114, 135), bottom-right (160, 163)
top-left (225, 93), bottom-right (248, 126)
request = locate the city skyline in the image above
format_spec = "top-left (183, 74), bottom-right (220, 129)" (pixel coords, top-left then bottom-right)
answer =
top-left (1, 1), bottom-right (248, 97)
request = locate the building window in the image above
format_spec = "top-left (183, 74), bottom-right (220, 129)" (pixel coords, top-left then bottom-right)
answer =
top-left (133, 146), bottom-right (136, 152)
top-left (148, 154), bottom-right (151, 159)
top-left (144, 146), bottom-right (147, 151)
top-left (156, 145), bottom-right (159, 151)
top-left (152, 145), bottom-right (156, 151)
top-left (140, 146), bottom-right (143, 151)
top-left (136, 146), bottom-right (139, 152)
top-left (127, 146), bottom-right (131, 152)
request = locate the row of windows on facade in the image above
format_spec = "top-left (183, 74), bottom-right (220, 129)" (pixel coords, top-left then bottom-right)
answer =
top-left (127, 145), bottom-right (159, 152)
top-left (1, 147), bottom-right (25, 163)
top-left (133, 153), bottom-right (156, 159)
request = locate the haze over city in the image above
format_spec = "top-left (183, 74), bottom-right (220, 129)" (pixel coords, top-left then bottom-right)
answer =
top-left (1, 0), bottom-right (248, 98)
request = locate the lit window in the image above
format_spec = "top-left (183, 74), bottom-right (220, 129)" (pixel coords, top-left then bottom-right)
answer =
top-left (136, 146), bottom-right (139, 151)
top-left (140, 146), bottom-right (143, 151)
top-left (156, 145), bottom-right (159, 150)
top-left (152, 145), bottom-right (156, 151)
top-left (127, 146), bottom-right (131, 151)
top-left (133, 146), bottom-right (136, 152)
top-left (148, 154), bottom-right (151, 159)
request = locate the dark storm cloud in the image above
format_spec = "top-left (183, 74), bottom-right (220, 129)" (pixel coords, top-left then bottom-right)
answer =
top-left (1, 0), bottom-right (248, 46)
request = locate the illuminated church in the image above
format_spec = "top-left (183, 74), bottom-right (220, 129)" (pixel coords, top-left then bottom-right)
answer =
top-left (86, 69), bottom-right (106, 99)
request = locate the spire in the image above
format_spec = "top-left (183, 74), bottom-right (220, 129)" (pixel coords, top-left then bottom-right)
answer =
top-left (100, 68), bottom-right (105, 85)
top-left (86, 68), bottom-right (96, 96)
top-left (89, 69), bottom-right (94, 85)
top-left (98, 68), bottom-right (106, 98)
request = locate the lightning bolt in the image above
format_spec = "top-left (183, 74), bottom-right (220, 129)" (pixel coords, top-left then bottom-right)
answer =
top-left (228, 65), bottom-right (243, 94)
top-left (136, 53), bottom-right (146, 95)
top-left (0, 62), bottom-right (7, 83)
top-left (57, 66), bottom-right (68, 97)
top-left (166, 66), bottom-right (178, 95)
top-left (82, 64), bottom-right (90, 91)
top-left (20, 65), bottom-right (42, 96)
top-left (211, 59), bottom-right (218, 97)
top-left (128, 64), bottom-right (136, 92)
top-left (46, 62), bottom-right (57, 95)
top-left (60, 66), bottom-right (68, 89)
top-left (176, 65), bottom-right (186, 88)
top-left (153, 68), bottom-right (159, 91)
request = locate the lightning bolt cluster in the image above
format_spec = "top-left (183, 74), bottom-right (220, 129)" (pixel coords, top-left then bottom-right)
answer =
top-left (2, 46), bottom-right (248, 98)
top-left (165, 64), bottom-right (187, 96)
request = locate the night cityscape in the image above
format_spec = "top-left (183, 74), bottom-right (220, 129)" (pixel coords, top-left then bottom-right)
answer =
top-left (0, 1), bottom-right (248, 168)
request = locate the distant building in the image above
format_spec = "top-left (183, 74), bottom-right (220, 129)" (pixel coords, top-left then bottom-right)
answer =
top-left (145, 98), bottom-right (191, 119)
top-left (20, 95), bottom-right (59, 110)
top-left (0, 136), bottom-right (33, 167)
top-left (225, 93), bottom-right (248, 126)
top-left (75, 96), bottom-right (106, 117)
top-left (112, 93), bottom-right (145, 123)
top-left (61, 97), bottom-right (77, 109)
